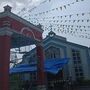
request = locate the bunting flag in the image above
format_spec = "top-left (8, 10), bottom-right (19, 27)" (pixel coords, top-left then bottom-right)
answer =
top-left (30, 16), bottom-right (90, 24)
top-left (17, 0), bottom-right (90, 41)
top-left (17, 0), bottom-right (85, 16)
top-left (41, 23), bottom-right (90, 39)
top-left (29, 12), bottom-right (90, 21)
top-left (26, 0), bottom-right (85, 16)
top-left (64, 5), bottom-right (66, 9)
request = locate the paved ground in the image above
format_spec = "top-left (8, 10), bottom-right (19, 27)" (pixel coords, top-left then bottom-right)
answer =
top-left (48, 86), bottom-right (90, 90)
top-left (73, 86), bottom-right (90, 90)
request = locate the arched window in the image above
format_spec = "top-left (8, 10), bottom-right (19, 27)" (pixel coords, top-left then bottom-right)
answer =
top-left (45, 46), bottom-right (60, 59)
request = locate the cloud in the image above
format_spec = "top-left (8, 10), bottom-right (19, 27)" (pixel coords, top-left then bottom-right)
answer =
top-left (0, 0), bottom-right (41, 12)
top-left (0, 0), bottom-right (17, 12)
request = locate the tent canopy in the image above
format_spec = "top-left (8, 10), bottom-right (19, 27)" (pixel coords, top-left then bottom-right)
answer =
top-left (10, 58), bottom-right (69, 74)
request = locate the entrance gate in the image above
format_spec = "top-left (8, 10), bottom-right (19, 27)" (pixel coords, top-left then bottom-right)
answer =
top-left (47, 70), bottom-right (64, 90)
top-left (0, 5), bottom-right (46, 90)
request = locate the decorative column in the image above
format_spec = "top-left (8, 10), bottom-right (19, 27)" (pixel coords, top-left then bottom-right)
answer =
top-left (36, 42), bottom-right (46, 90)
top-left (0, 29), bottom-right (12, 90)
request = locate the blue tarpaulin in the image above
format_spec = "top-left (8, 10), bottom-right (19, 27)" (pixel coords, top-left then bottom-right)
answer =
top-left (10, 58), bottom-right (69, 74)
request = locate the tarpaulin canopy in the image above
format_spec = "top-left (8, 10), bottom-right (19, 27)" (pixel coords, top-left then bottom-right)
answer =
top-left (10, 58), bottom-right (69, 74)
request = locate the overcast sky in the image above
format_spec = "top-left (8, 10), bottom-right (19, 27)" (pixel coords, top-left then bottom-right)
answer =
top-left (0, 0), bottom-right (90, 64)
top-left (0, 0), bottom-right (41, 13)
top-left (0, 0), bottom-right (90, 47)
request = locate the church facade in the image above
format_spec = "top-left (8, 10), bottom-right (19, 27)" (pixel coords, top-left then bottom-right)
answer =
top-left (22, 31), bottom-right (90, 83)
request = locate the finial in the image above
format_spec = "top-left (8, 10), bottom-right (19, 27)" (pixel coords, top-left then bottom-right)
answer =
top-left (48, 24), bottom-right (56, 37)
top-left (4, 5), bottom-right (12, 12)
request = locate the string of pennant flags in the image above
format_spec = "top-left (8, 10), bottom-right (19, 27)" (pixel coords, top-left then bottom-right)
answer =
top-left (28, 0), bottom-right (85, 16)
top-left (30, 18), bottom-right (90, 23)
top-left (21, 0), bottom-right (49, 13)
top-left (27, 12), bottom-right (90, 26)
top-left (17, 0), bottom-right (90, 40)
top-left (17, 0), bottom-right (51, 14)
top-left (39, 22), bottom-right (90, 39)
top-left (28, 11), bottom-right (90, 21)
top-left (29, 17), bottom-right (90, 33)
top-left (18, 0), bottom-right (85, 16)
top-left (38, 12), bottom-right (89, 19)
top-left (42, 25), bottom-right (90, 39)
top-left (29, 17), bottom-right (90, 30)
top-left (42, 24), bottom-right (90, 32)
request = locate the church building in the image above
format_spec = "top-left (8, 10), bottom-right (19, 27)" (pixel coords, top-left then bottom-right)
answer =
top-left (22, 31), bottom-right (90, 87)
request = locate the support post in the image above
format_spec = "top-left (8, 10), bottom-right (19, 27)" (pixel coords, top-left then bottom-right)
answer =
top-left (0, 30), bottom-right (12, 90)
top-left (36, 42), bottom-right (46, 90)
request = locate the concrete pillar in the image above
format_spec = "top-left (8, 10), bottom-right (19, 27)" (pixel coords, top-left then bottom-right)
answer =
top-left (0, 30), bottom-right (12, 90)
top-left (36, 42), bottom-right (46, 90)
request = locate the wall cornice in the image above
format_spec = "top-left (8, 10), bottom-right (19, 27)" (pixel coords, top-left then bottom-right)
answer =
top-left (0, 27), bottom-right (13, 36)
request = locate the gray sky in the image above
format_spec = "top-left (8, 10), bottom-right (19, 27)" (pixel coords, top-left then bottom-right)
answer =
top-left (1, 0), bottom-right (90, 64)
top-left (0, 0), bottom-right (90, 47)
top-left (0, 0), bottom-right (41, 13)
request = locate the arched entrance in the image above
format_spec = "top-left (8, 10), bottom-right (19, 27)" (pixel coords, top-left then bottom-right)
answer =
top-left (0, 5), bottom-right (46, 90)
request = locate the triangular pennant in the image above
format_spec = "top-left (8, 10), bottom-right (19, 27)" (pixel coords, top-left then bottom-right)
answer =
top-left (64, 5), bottom-right (66, 9)
top-left (60, 7), bottom-right (62, 10)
